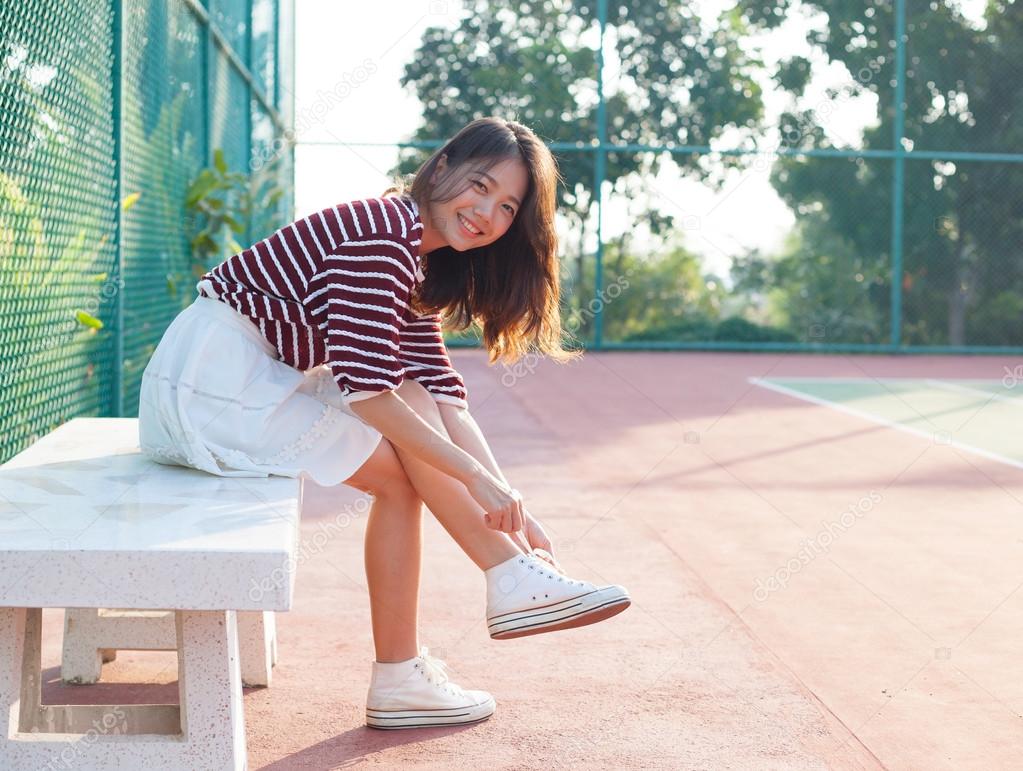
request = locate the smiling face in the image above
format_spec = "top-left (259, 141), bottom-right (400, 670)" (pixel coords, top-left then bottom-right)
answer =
top-left (421, 154), bottom-right (530, 254)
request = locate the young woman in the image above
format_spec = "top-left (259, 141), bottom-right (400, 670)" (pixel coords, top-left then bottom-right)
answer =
top-left (138, 117), bottom-right (631, 729)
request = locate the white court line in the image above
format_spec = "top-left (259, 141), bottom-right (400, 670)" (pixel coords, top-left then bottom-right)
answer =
top-left (749, 377), bottom-right (1023, 471)
top-left (925, 378), bottom-right (1023, 406)
top-left (760, 376), bottom-right (1008, 385)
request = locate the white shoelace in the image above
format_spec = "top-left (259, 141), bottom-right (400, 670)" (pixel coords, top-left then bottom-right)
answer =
top-left (418, 646), bottom-right (457, 690)
top-left (531, 548), bottom-right (566, 575)
top-left (529, 551), bottom-right (590, 586)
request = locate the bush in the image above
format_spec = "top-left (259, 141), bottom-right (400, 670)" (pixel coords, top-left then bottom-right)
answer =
top-left (619, 314), bottom-right (717, 342)
top-left (712, 316), bottom-right (797, 343)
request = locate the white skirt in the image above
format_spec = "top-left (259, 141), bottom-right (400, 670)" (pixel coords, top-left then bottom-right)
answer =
top-left (138, 294), bottom-right (383, 487)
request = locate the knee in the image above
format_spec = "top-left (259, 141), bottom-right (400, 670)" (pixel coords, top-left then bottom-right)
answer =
top-left (345, 437), bottom-right (421, 505)
top-left (375, 479), bottom-right (422, 511)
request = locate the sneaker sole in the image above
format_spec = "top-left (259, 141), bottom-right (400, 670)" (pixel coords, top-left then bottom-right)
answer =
top-left (366, 698), bottom-right (496, 730)
top-left (488, 587), bottom-right (631, 640)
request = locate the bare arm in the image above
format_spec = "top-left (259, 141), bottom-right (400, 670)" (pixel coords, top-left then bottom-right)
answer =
top-left (349, 392), bottom-right (529, 532)
top-left (347, 391), bottom-right (485, 485)
top-left (437, 403), bottom-right (510, 486)
top-left (438, 403), bottom-right (557, 561)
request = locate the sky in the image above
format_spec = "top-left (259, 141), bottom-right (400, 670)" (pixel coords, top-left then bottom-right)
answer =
top-left (290, 1), bottom-right (983, 280)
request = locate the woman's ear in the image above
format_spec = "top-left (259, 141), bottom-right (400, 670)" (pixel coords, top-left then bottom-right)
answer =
top-left (430, 153), bottom-right (448, 185)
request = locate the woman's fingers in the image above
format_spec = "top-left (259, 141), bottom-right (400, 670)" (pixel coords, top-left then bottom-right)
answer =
top-left (509, 529), bottom-right (532, 554)
top-left (491, 509), bottom-right (511, 533)
top-left (510, 489), bottom-right (524, 532)
top-left (482, 488), bottom-right (527, 533)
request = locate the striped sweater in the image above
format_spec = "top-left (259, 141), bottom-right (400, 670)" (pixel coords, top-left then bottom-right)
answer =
top-left (195, 194), bottom-right (468, 409)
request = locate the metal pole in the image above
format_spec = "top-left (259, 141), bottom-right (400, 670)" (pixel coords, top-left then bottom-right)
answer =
top-left (273, 0), bottom-right (281, 111)
top-left (111, 0), bottom-right (124, 417)
top-left (889, 0), bottom-right (907, 347)
top-left (593, 0), bottom-right (607, 349)
top-left (286, 0), bottom-right (296, 220)
top-left (245, 0), bottom-right (254, 241)
top-left (203, 1), bottom-right (213, 167)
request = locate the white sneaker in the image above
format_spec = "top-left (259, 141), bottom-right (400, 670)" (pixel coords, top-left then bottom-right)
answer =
top-left (485, 552), bottom-right (631, 640)
top-left (365, 646), bottom-right (496, 729)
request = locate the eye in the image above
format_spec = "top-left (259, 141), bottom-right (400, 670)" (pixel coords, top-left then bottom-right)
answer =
top-left (473, 178), bottom-right (515, 215)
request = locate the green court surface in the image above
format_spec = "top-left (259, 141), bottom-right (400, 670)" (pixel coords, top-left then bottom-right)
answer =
top-left (750, 377), bottom-right (1023, 469)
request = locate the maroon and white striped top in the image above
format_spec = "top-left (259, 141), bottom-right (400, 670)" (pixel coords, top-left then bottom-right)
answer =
top-left (195, 194), bottom-right (468, 409)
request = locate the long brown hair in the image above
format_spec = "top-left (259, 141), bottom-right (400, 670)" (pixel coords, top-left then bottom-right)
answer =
top-left (383, 118), bottom-right (580, 366)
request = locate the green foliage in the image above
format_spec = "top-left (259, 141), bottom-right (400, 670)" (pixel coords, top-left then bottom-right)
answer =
top-left (619, 315), bottom-right (717, 343)
top-left (966, 291), bottom-right (1023, 346)
top-left (183, 149), bottom-right (285, 283)
top-left (736, 0), bottom-right (1023, 346)
top-left (562, 235), bottom-right (731, 344)
top-left (713, 316), bottom-right (796, 343)
top-left (731, 216), bottom-right (889, 344)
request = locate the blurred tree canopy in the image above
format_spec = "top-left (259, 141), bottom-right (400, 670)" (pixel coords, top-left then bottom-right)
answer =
top-left (735, 0), bottom-right (1023, 345)
top-left (395, 0), bottom-right (763, 336)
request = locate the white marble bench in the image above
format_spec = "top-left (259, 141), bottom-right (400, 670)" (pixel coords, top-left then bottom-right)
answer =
top-left (0, 418), bottom-right (302, 770)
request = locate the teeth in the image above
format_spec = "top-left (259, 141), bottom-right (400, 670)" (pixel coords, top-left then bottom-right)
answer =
top-left (459, 213), bottom-right (481, 235)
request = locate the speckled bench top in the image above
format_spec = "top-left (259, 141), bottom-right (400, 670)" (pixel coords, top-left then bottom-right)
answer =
top-left (0, 418), bottom-right (300, 611)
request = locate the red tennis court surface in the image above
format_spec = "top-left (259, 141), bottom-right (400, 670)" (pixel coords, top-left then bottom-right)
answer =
top-left (39, 351), bottom-right (1023, 768)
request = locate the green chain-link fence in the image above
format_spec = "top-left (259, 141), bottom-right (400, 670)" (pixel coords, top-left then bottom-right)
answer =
top-left (0, 0), bottom-right (295, 464)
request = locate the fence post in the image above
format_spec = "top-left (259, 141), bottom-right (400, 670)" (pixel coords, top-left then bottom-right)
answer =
top-left (111, 0), bottom-right (125, 417)
top-left (203, 3), bottom-right (213, 167)
top-left (889, 0), bottom-right (907, 348)
top-left (593, 0), bottom-right (607, 350)
top-left (245, 0), bottom-right (254, 241)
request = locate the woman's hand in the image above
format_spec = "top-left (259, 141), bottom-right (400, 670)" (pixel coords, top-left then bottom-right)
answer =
top-left (464, 468), bottom-right (561, 571)
top-left (507, 509), bottom-right (563, 573)
top-left (464, 468), bottom-right (525, 533)
top-left (521, 509), bottom-right (563, 571)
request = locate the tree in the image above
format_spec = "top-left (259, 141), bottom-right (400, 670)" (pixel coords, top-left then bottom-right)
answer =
top-left (738, 0), bottom-right (1023, 345)
top-left (394, 0), bottom-right (764, 326)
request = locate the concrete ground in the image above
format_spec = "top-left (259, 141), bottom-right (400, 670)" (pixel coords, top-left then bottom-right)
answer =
top-left (40, 351), bottom-right (1022, 769)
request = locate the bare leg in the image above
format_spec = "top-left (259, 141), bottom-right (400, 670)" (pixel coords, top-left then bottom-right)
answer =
top-left (343, 382), bottom-right (523, 662)
top-left (391, 380), bottom-right (522, 572)
top-left (345, 438), bottom-right (424, 663)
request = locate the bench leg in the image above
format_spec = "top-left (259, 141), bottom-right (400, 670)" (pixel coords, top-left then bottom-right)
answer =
top-left (177, 609), bottom-right (248, 769)
top-left (0, 607), bottom-right (26, 741)
top-left (237, 611), bottom-right (275, 687)
top-left (62, 608), bottom-right (277, 687)
top-left (0, 607), bottom-right (248, 770)
top-left (62, 608), bottom-right (172, 684)
top-left (61, 608), bottom-right (104, 684)
top-left (268, 609), bottom-right (279, 665)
